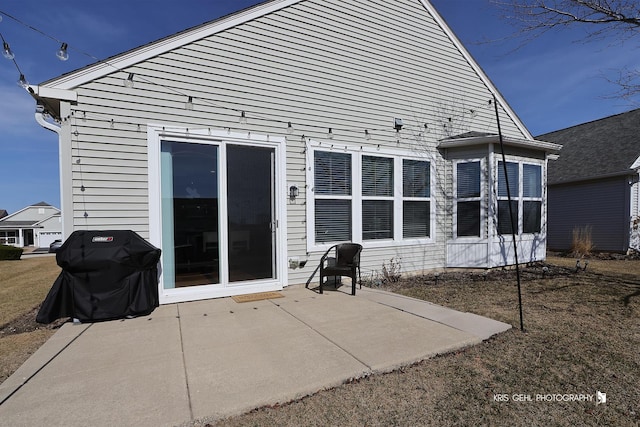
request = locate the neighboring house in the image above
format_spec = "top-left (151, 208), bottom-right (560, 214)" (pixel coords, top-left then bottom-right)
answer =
top-left (0, 202), bottom-right (62, 248)
top-left (27, 0), bottom-right (560, 304)
top-left (539, 108), bottom-right (640, 253)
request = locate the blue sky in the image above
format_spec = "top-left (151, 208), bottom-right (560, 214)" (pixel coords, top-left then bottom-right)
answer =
top-left (0, 0), bottom-right (637, 214)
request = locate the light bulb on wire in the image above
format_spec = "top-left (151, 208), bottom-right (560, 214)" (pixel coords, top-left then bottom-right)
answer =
top-left (17, 74), bottom-right (28, 88)
top-left (124, 73), bottom-right (135, 88)
top-left (56, 43), bottom-right (69, 61)
top-left (3, 42), bottom-right (15, 60)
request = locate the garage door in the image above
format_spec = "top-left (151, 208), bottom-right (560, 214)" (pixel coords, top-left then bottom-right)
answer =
top-left (38, 232), bottom-right (62, 248)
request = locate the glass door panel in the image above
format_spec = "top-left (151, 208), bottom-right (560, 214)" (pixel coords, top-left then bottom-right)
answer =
top-left (226, 145), bottom-right (275, 282)
top-left (161, 141), bottom-right (219, 288)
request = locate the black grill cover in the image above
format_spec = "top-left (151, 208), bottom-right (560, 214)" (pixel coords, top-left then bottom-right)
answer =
top-left (36, 230), bottom-right (161, 324)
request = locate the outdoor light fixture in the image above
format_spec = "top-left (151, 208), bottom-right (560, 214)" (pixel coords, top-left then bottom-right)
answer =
top-left (239, 110), bottom-right (247, 124)
top-left (56, 43), bottom-right (69, 61)
top-left (124, 73), bottom-right (135, 88)
top-left (17, 74), bottom-right (28, 88)
top-left (185, 96), bottom-right (194, 110)
top-left (394, 118), bottom-right (403, 131)
top-left (2, 42), bottom-right (14, 60)
top-left (327, 128), bottom-right (333, 139)
top-left (289, 184), bottom-right (299, 200)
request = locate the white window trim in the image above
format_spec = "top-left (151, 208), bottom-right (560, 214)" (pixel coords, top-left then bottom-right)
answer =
top-left (148, 125), bottom-right (288, 304)
top-left (494, 158), bottom-right (544, 236)
top-left (306, 140), bottom-right (436, 253)
top-left (453, 158), bottom-right (486, 241)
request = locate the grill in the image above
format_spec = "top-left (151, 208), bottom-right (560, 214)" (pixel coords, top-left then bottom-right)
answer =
top-left (37, 230), bottom-right (161, 323)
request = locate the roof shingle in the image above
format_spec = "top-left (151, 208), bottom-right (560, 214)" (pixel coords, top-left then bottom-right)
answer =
top-left (538, 109), bottom-right (640, 185)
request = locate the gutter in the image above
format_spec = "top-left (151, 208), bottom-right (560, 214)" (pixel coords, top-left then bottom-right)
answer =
top-left (35, 103), bottom-right (61, 133)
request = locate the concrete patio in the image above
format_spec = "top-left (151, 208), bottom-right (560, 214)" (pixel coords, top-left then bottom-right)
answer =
top-left (0, 285), bottom-right (511, 427)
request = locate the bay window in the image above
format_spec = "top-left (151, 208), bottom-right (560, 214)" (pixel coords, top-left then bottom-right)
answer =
top-left (456, 161), bottom-right (482, 237)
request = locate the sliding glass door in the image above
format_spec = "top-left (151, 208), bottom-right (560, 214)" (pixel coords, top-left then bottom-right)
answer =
top-left (160, 141), bottom-right (276, 290)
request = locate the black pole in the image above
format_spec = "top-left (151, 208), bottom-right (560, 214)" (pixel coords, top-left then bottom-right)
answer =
top-left (493, 95), bottom-right (524, 332)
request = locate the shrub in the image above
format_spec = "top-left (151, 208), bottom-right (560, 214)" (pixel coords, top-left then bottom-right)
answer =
top-left (0, 244), bottom-right (23, 260)
top-left (571, 225), bottom-right (594, 257)
top-left (382, 257), bottom-right (402, 283)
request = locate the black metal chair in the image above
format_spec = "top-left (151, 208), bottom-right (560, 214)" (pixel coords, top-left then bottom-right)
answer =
top-left (317, 243), bottom-right (363, 295)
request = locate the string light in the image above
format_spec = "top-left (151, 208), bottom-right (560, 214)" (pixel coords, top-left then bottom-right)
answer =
top-left (56, 42), bottom-right (69, 61)
top-left (239, 111), bottom-right (247, 124)
top-left (365, 129), bottom-right (371, 140)
top-left (185, 96), bottom-right (194, 110)
top-left (2, 41), bottom-right (14, 60)
top-left (287, 122), bottom-right (293, 134)
top-left (17, 73), bottom-right (28, 88)
top-left (124, 73), bottom-right (134, 88)
top-left (327, 128), bottom-right (333, 139)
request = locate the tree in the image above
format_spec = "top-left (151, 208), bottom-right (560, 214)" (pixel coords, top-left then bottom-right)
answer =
top-left (493, 0), bottom-right (640, 98)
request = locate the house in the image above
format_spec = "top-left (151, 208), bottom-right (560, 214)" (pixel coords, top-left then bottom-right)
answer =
top-left (27, 0), bottom-right (560, 304)
top-left (0, 202), bottom-right (62, 248)
top-left (539, 108), bottom-right (640, 253)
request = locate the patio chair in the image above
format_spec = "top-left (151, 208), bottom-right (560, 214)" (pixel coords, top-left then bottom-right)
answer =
top-left (317, 243), bottom-right (363, 295)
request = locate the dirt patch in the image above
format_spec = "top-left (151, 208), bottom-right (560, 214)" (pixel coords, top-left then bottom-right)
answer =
top-left (0, 306), bottom-right (68, 337)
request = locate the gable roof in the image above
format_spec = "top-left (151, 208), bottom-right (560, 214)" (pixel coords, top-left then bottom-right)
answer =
top-left (0, 202), bottom-right (60, 223)
top-left (32, 0), bottom-right (533, 141)
top-left (539, 108), bottom-right (640, 185)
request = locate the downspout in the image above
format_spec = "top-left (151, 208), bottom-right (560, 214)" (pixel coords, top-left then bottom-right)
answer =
top-left (34, 103), bottom-right (68, 239)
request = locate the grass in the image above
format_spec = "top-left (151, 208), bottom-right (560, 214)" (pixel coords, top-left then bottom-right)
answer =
top-left (0, 256), bottom-right (61, 383)
top-left (200, 256), bottom-right (640, 427)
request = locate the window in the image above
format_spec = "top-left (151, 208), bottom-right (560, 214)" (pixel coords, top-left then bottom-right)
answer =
top-left (310, 148), bottom-right (432, 246)
top-left (362, 156), bottom-right (393, 240)
top-left (523, 164), bottom-right (542, 233)
top-left (456, 161), bottom-right (481, 237)
top-left (497, 162), bottom-right (542, 234)
top-left (314, 151), bottom-right (352, 243)
top-left (403, 160), bottom-right (430, 238)
top-left (497, 162), bottom-right (519, 235)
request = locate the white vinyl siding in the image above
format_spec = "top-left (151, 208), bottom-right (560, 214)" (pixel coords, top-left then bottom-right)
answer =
top-left (49, 0), bottom-right (534, 283)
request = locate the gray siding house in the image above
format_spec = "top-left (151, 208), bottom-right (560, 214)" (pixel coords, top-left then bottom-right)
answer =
top-left (0, 202), bottom-right (62, 248)
top-left (540, 109), bottom-right (640, 253)
top-left (28, 0), bottom-right (560, 304)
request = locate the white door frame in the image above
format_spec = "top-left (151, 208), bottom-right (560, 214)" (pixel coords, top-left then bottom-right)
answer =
top-left (148, 126), bottom-right (288, 304)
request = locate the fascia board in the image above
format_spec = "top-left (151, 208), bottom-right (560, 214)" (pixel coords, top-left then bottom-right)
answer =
top-left (419, 0), bottom-right (533, 140)
top-left (28, 85), bottom-right (77, 102)
top-left (438, 135), bottom-right (562, 154)
top-left (42, 0), bottom-right (305, 90)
